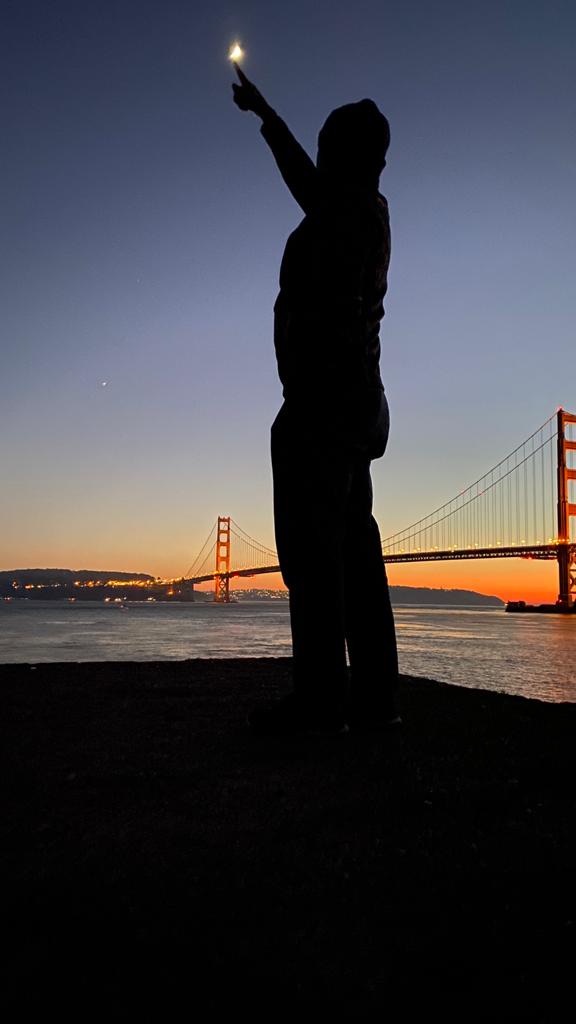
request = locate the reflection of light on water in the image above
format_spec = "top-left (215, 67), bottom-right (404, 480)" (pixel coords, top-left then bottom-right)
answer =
top-left (398, 624), bottom-right (492, 641)
top-left (395, 607), bottom-right (576, 700)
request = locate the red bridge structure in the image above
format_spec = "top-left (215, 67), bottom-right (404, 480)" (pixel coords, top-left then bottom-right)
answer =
top-left (182, 409), bottom-right (576, 610)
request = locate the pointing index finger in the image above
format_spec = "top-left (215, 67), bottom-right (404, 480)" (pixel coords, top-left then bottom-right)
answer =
top-left (234, 64), bottom-right (250, 85)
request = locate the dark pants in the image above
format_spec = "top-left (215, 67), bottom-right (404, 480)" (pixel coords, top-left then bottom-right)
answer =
top-left (271, 392), bottom-right (399, 714)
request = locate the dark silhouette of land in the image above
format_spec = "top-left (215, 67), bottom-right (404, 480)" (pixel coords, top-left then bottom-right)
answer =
top-left (2, 659), bottom-right (575, 1017)
top-left (1, 568), bottom-right (504, 605)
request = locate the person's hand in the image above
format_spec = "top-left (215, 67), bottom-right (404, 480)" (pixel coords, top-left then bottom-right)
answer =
top-left (232, 65), bottom-right (273, 120)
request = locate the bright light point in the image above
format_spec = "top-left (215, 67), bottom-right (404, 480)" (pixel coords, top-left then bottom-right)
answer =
top-left (229, 43), bottom-right (244, 62)
top-left (101, 381), bottom-right (108, 387)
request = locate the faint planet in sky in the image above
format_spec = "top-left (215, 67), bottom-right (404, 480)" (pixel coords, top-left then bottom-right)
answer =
top-left (100, 381), bottom-right (108, 388)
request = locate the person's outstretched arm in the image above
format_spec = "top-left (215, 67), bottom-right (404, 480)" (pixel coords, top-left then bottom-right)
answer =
top-left (232, 66), bottom-right (318, 214)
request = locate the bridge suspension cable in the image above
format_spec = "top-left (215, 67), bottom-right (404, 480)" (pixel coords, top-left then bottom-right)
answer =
top-left (185, 519), bottom-right (278, 582)
top-left (184, 521), bottom-right (217, 579)
top-left (229, 519), bottom-right (278, 569)
top-left (381, 413), bottom-right (560, 556)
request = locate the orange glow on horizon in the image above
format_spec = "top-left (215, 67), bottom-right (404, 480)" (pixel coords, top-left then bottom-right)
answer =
top-left (385, 558), bottom-right (558, 605)
top-left (194, 560), bottom-right (559, 603)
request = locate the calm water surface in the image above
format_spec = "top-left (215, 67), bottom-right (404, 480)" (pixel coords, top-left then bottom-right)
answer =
top-left (1, 601), bottom-right (575, 703)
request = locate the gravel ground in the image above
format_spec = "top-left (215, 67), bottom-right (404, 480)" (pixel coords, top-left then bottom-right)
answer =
top-left (2, 658), bottom-right (575, 1019)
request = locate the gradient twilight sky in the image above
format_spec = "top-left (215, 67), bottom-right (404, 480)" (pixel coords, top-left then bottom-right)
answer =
top-left (3, 0), bottom-right (575, 601)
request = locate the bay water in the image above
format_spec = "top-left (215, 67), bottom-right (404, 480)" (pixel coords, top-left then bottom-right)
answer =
top-left (1, 600), bottom-right (575, 703)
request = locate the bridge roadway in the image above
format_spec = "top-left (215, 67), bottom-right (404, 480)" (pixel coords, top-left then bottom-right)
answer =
top-left (183, 543), bottom-right (574, 586)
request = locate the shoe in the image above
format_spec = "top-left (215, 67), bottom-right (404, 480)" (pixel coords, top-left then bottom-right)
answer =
top-left (248, 693), bottom-right (349, 737)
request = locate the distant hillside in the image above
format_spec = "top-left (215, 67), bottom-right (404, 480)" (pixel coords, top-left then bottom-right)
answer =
top-left (390, 586), bottom-right (503, 607)
top-left (1, 569), bottom-right (153, 585)
top-left (0, 568), bottom-right (156, 600)
top-left (1, 569), bottom-right (154, 586)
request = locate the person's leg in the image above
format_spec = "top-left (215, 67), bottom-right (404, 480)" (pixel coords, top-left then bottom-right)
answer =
top-left (343, 460), bottom-right (399, 704)
top-left (343, 396), bottom-right (400, 716)
top-left (271, 406), bottom-right (351, 716)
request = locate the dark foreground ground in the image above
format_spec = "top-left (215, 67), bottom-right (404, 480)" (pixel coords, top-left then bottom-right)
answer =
top-left (2, 659), bottom-right (575, 1019)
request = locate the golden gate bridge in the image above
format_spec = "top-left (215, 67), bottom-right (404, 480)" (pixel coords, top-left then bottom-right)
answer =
top-left (180, 409), bottom-right (576, 610)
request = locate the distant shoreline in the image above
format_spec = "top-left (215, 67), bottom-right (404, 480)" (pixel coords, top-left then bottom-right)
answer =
top-left (1, 570), bottom-right (505, 608)
top-left (2, 595), bottom-right (505, 607)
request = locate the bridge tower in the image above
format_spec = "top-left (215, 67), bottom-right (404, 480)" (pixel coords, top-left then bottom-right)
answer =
top-left (556, 409), bottom-right (576, 609)
top-left (214, 516), bottom-right (231, 603)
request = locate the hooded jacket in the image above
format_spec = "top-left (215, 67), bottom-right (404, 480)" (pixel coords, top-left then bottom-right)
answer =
top-left (261, 110), bottom-right (391, 429)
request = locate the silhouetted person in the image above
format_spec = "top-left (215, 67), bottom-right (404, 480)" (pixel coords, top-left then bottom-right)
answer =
top-left (233, 67), bottom-right (400, 735)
